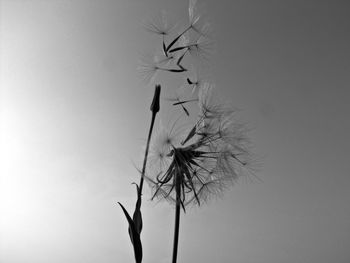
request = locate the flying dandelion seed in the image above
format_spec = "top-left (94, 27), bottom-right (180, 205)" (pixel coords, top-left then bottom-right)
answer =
top-left (188, 0), bottom-right (212, 37)
top-left (137, 53), bottom-right (161, 83)
top-left (138, 53), bottom-right (187, 84)
top-left (165, 86), bottom-right (198, 116)
top-left (142, 10), bottom-right (174, 37)
top-left (187, 35), bottom-right (215, 62)
top-left (142, 10), bottom-right (177, 57)
top-left (186, 66), bottom-right (209, 93)
top-left (168, 34), bottom-right (215, 64)
top-left (163, 0), bottom-right (207, 56)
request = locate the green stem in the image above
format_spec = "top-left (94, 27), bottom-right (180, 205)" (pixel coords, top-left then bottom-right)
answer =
top-left (172, 174), bottom-right (181, 263)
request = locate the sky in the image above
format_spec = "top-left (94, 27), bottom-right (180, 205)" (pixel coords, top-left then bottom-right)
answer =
top-left (1, 0), bottom-right (350, 263)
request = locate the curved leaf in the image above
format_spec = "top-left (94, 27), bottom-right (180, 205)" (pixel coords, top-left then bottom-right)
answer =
top-left (118, 202), bottom-right (143, 263)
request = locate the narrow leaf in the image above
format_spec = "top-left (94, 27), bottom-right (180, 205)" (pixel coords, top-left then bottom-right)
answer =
top-left (132, 184), bottom-right (143, 234)
top-left (118, 202), bottom-right (143, 263)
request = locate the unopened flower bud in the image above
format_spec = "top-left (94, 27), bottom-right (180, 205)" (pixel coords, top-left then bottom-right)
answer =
top-left (150, 84), bottom-right (161, 113)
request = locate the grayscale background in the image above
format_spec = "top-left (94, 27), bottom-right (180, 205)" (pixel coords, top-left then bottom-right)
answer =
top-left (1, 0), bottom-right (350, 262)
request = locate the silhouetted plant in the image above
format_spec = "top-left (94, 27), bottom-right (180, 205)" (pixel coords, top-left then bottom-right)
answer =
top-left (119, 1), bottom-right (257, 262)
top-left (118, 85), bottom-right (161, 263)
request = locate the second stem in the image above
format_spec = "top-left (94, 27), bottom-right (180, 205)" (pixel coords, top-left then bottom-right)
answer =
top-left (172, 172), bottom-right (181, 263)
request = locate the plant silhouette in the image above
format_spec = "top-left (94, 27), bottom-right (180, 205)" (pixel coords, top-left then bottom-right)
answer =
top-left (119, 1), bottom-right (257, 262)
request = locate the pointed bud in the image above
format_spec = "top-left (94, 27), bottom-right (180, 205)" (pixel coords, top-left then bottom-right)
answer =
top-left (150, 84), bottom-right (161, 113)
top-left (118, 202), bottom-right (143, 263)
top-left (132, 184), bottom-right (143, 234)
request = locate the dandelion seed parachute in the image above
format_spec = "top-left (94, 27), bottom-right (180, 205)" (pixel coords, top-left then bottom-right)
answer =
top-left (143, 11), bottom-right (169, 34)
top-left (186, 66), bottom-right (209, 93)
top-left (137, 53), bottom-right (160, 84)
top-left (166, 86), bottom-right (197, 116)
top-left (188, 0), bottom-right (212, 38)
top-left (138, 52), bottom-right (187, 84)
top-left (147, 122), bottom-right (181, 174)
top-left (168, 35), bottom-right (214, 66)
top-left (187, 36), bottom-right (215, 63)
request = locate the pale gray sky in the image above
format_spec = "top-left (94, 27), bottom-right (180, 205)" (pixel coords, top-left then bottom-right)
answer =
top-left (1, 1), bottom-right (350, 263)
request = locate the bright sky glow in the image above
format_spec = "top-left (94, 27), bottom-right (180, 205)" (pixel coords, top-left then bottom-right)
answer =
top-left (1, 1), bottom-right (350, 263)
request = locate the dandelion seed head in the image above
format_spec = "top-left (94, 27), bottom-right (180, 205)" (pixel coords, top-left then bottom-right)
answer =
top-left (147, 96), bottom-right (254, 208)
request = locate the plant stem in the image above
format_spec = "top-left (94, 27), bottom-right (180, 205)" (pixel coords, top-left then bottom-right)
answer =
top-left (138, 111), bottom-right (156, 196)
top-left (138, 84), bottom-right (161, 197)
top-left (172, 173), bottom-right (181, 263)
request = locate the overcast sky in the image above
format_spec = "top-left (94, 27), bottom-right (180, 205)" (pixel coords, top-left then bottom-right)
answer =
top-left (1, 0), bottom-right (350, 263)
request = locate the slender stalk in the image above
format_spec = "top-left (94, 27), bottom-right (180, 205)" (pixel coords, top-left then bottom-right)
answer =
top-left (139, 112), bottom-right (156, 195)
top-left (172, 172), bottom-right (181, 263)
top-left (118, 85), bottom-right (160, 263)
top-left (138, 85), bottom-right (161, 197)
